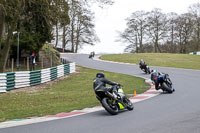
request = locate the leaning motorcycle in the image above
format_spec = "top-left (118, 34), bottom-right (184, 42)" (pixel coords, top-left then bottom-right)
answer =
top-left (152, 73), bottom-right (175, 93)
top-left (95, 85), bottom-right (134, 115)
top-left (89, 52), bottom-right (95, 59)
top-left (140, 64), bottom-right (151, 74)
top-left (89, 54), bottom-right (93, 59)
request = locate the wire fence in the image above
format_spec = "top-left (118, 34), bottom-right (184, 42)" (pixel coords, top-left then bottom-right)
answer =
top-left (4, 57), bottom-right (70, 73)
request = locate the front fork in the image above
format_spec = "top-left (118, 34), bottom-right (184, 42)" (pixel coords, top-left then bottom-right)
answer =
top-left (105, 91), bottom-right (127, 109)
top-left (105, 91), bottom-right (118, 101)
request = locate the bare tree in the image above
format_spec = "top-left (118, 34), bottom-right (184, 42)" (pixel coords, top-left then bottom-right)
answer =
top-left (74, 7), bottom-right (99, 52)
top-left (117, 3), bottom-right (200, 54)
top-left (166, 12), bottom-right (179, 53)
top-left (147, 8), bottom-right (168, 53)
top-left (117, 11), bottom-right (149, 53)
top-left (51, 0), bottom-right (70, 48)
top-left (117, 29), bottom-right (138, 53)
top-left (189, 2), bottom-right (200, 51)
top-left (175, 16), bottom-right (184, 53)
top-left (82, 0), bottom-right (114, 7)
top-left (175, 13), bottom-right (193, 53)
top-left (128, 11), bottom-right (148, 53)
top-left (63, 0), bottom-right (99, 53)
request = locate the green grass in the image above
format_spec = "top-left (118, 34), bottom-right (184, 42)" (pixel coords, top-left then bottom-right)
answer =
top-left (101, 53), bottom-right (200, 70)
top-left (0, 66), bottom-right (149, 122)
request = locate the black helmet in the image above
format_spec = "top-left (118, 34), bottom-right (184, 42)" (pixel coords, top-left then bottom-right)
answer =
top-left (96, 72), bottom-right (105, 78)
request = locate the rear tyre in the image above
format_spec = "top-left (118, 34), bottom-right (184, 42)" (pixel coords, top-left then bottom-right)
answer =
top-left (102, 97), bottom-right (118, 115)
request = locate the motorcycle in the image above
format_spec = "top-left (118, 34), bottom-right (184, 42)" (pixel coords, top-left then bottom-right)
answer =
top-left (95, 85), bottom-right (134, 115)
top-left (152, 72), bottom-right (175, 93)
top-left (89, 52), bottom-right (95, 59)
top-left (89, 54), bottom-right (93, 59)
top-left (140, 64), bottom-right (151, 74)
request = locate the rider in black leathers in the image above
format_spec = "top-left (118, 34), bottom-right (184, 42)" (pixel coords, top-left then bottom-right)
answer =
top-left (89, 51), bottom-right (95, 58)
top-left (93, 72), bottom-right (119, 97)
top-left (139, 59), bottom-right (147, 70)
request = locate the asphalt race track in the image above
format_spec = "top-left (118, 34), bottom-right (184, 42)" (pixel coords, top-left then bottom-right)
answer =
top-left (1, 53), bottom-right (200, 133)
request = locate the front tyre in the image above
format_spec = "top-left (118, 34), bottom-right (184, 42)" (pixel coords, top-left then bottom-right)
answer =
top-left (123, 97), bottom-right (134, 110)
top-left (162, 82), bottom-right (173, 93)
top-left (147, 67), bottom-right (151, 74)
top-left (102, 97), bottom-right (118, 115)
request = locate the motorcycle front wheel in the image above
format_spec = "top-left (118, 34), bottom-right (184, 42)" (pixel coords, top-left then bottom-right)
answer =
top-left (162, 82), bottom-right (173, 93)
top-left (123, 97), bottom-right (134, 110)
top-left (147, 68), bottom-right (151, 74)
top-left (102, 97), bottom-right (118, 115)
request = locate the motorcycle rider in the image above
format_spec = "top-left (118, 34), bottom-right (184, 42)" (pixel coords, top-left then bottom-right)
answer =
top-left (151, 70), bottom-right (175, 92)
top-left (89, 51), bottom-right (95, 58)
top-left (93, 72), bottom-right (120, 99)
top-left (139, 59), bottom-right (147, 70)
top-left (151, 70), bottom-right (162, 90)
top-left (92, 51), bottom-right (95, 57)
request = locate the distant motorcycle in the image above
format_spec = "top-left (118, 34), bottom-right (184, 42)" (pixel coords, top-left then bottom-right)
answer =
top-left (95, 84), bottom-right (134, 115)
top-left (140, 64), bottom-right (151, 74)
top-left (151, 72), bottom-right (175, 93)
top-left (89, 54), bottom-right (93, 58)
top-left (89, 52), bottom-right (95, 59)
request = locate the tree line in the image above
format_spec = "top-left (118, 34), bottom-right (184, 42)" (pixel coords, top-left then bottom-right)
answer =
top-left (55, 0), bottom-right (100, 53)
top-left (0, 0), bottom-right (113, 72)
top-left (118, 3), bottom-right (200, 54)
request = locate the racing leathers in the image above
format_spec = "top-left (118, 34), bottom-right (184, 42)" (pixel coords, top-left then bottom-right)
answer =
top-left (139, 60), bottom-right (147, 70)
top-left (93, 77), bottom-right (119, 95)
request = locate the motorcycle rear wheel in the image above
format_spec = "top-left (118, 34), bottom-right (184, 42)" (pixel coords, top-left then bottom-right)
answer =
top-left (102, 97), bottom-right (118, 115)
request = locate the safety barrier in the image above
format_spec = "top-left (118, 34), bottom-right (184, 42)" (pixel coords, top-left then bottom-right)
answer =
top-left (0, 62), bottom-right (76, 93)
top-left (189, 51), bottom-right (200, 55)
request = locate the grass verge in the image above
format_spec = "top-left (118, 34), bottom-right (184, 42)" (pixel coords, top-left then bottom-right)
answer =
top-left (0, 66), bottom-right (149, 122)
top-left (100, 53), bottom-right (200, 70)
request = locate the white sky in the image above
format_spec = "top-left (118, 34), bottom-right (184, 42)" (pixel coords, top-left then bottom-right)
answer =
top-left (79, 0), bottom-right (200, 54)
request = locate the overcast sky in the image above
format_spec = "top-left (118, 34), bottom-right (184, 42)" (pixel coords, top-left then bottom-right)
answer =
top-left (79, 0), bottom-right (200, 54)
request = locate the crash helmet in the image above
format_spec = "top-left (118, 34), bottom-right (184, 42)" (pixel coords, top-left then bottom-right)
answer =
top-left (140, 59), bottom-right (145, 64)
top-left (151, 70), bottom-right (158, 81)
top-left (96, 72), bottom-right (105, 78)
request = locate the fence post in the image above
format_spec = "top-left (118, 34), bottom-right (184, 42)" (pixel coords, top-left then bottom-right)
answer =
top-left (61, 58), bottom-right (63, 64)
top-left (51, 53), bottom-right (53, 67)
top-left (7, 58), bottom-right (10, 68)
top-left (11, 58), bottom-right (14, 72)
top-left (27, 57), bottom-right (29, 71)
top-left (24, 58), bottom-right (26, 66)
top-left (41, 57), bottom-right (43, 69)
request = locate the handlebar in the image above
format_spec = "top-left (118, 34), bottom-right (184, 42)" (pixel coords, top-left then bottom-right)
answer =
top-left (116, 84), bottom-right (123, 89)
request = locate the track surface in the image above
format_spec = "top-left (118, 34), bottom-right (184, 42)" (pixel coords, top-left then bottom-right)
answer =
top-left (1, 54), bottom-right (200, 133)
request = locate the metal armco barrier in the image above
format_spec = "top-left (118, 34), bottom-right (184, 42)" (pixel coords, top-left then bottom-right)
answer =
top-left (0, 62), bottom-right (76, 93)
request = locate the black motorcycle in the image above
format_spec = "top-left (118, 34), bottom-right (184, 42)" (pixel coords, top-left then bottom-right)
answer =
top-left (151, 72), bottom-right (175, 93)
top-left (140, 64), bottom-right (151, 74)
top-left (89, 52), bottom-right (95, 59)
top-left (89, 54), bottom-right (93, 59)
top-left (95, 85), bottom-right (134, 115)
